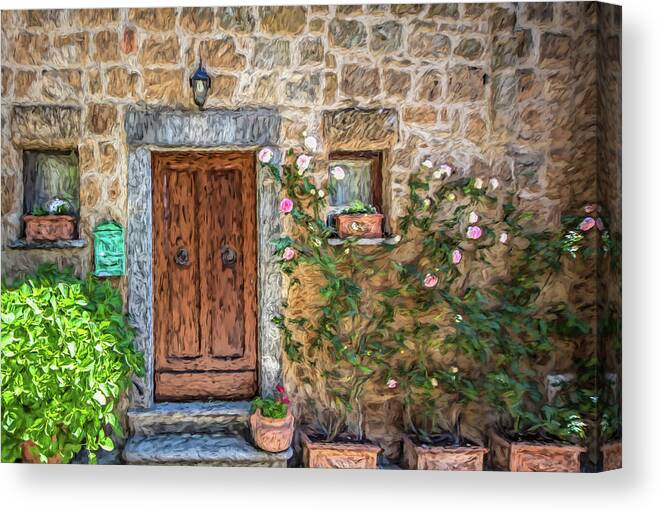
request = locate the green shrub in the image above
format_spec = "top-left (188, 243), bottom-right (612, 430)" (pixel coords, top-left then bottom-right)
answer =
top-left (1, 265), bottom-right (144, 463)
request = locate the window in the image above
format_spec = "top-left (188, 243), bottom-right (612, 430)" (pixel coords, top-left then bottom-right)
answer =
top-left (327, 150), bottom-right (383, 226)
top-left (22, 149), bottom-right (80, 231)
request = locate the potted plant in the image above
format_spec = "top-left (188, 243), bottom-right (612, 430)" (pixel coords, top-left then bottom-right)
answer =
top-left (23, 198), bottom-right (76, 242)
top-left (336, 200), bottom-right (383, 239)
top-left (599, 370), bottom-right (622, 471)
top-left (1, 265), bottom-right (144, 463)
top-left (250, 385), bottom-right (295, 453)
top-left (262, 146), bottom-right (388, 468)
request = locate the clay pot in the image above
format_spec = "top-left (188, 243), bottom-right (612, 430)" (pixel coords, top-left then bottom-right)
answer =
top-left (489, 430), bottom-right (585, 472)
top-left (336, 213), bottom-right (383, 239)
top-left (401, 435), bottom-right (487, 471)
top-left (24, 215), bottom-right (76, 242)
top-left (300, 431), bottom-right (381, 469)
top-left (250, 409), bottom-right (295, 453)
top-left (601, 441), bottom-right (622, 471)
top-left (21, 440), bottom-right (62, 464)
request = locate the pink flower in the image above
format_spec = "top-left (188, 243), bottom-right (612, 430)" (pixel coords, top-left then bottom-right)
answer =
top-left (281, 396), bottom-right (291, 405)
top-left (296, 154), bottom-right (312, 172)
top-left (466, 226), bottom-right (482, 239)
top-left (279, 197), bottom-right (293, 214)
top-left (258, 147), bottom-right (274, 163)
top-left (276, 385), bottom-right (285, 394)
top-left (387, 379), bottom-right (398, 389)
top-left (452, 249), bottom-right (462, 264)
top-left (423, 273), bottom-right (439, 288)
top-left (584, 203), bottom-right (598, 214)
top-left (499, 232), bottom-right (509, 244)
top-left (596, 218), bottom-right (605, 231)
top-left (282, 247), bottom-right (296, 261)
top-left (579, 217), bottom-right (596, 231)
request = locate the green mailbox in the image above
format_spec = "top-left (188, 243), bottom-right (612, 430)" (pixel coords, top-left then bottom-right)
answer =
top-left (93, 221), bottom-right (125, 277)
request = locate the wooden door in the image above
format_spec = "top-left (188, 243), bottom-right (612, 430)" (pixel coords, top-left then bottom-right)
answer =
top-left (152, 151), bottom-right (257, 401)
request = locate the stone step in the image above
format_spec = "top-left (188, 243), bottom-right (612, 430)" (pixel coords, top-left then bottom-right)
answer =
top-left (122, 433), bottom-right (291, 467)
top-left (128, 401), bottom-right (251, 437)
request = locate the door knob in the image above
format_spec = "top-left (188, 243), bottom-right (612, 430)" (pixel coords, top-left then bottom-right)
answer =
top-left (175, 247), bottom-right (189, 266)
top-left (221, 245), bottom-right (237, 267)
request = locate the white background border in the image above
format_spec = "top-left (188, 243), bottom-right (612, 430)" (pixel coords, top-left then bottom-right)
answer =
top-left (2, 1), bottom-right (657, 511)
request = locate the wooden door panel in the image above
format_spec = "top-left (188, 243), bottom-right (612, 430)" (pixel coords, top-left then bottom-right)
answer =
top-left (152, 151), bottom-right (257, 401)
top-left (165, 169), bottom-right (200, 359)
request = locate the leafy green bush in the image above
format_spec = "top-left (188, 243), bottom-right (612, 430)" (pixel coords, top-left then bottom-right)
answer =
top-left (1, 265), bottom-right (144, 463)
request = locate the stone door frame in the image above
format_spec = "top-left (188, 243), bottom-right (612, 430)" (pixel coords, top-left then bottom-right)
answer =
top-left (125, 107), bottom-right (282, 408)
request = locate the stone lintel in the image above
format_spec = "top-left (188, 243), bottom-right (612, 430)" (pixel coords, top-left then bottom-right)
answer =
top-left (125, 106), bottom-right (281, 147)
top-left (11, 105), bottom-right (82, 148)
top-left (322, 107), bottom-right (398, 151)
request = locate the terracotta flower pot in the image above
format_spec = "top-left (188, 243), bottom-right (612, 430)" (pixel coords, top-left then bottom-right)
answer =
top-left (401, 435), bottom-right (487, 471)
top-left (24, 214), bottom-right (76, 242)
top-left (488, 430), bottom-right (585, 472)
top-left (336, 213), bottom-right (383, 239)
top-left (601, 441), bottom-right (622, 471)
top-left (21, 440), bottom-right (62, 464)
top-left (300, 431), bottom-right (381, 469)
top-left (250, 409), bottom-right (295, 453)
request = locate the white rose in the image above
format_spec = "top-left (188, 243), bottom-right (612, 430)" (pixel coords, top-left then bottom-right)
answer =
top-left (499, 232), bottom-right (509, 244)
top-left (469, 211), bottom-right (479, 223)
top-left (331, 166), bottom-right (346, 180)
top-left (474, 177), bottom-right (484, 189)
top-left (317, 189), bottom-right (325, 198)
top-left (304, 135), bottom-right (318, 152)
top-left (490, 177), bottom-right (499, 190)
top-left (258, 147), bottom-right (274, 163)
top-left (422, 159), bottom-right (433, 169)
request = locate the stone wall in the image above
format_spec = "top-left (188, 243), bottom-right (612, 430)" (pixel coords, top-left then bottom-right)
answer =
top-left (1, 3), bottom-right (620, 459)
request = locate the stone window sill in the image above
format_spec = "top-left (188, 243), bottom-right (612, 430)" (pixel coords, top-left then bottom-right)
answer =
top-left (8, 239), bottom-right (87, 250)
top-left (327, 236), bottom-right (400, 246)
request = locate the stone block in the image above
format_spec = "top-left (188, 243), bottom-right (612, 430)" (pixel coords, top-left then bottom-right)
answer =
top-left (217, 7), bottom-right (255, 33)
top-left (99, 142), bottom-right (118, 177)
top-left (259, 6), bottom-right (306, 35)
top-left (75, 9), bottom-right (120, 27)
top-left (340, 64), bottom-right (380, 98)
top-left (106, 67), bottom-right (139, 99)
top-left (285, 72), bottom-right (321, 103)
top-left (14, 70), bottom-right (36, 99)
top-left (322, 108), bottom-right (398, 150)
top-left (408, 22), bottom-right (451, 58)
top-left (253, 73), bottom-right (280, 104)
top-left (87, 69), bottom-right (102, 96)
top-left (428, 3), bottom-right (460, 19)
top-left (18, 9), bottom-right (64, 29)
top-left (523, 2), bottom-right (555, 23)
top-left (323, 72), bottom-right (338, 105)
top-left (52, 33), bottom-right (89, 67)
top-left (129, 8), bottom-right (177, 31)
top-left (180, 7), bottom-right (215, 33)
top-left (139, 35), bottom-right (181, 66)
top-left (384, 69), bottom-right (411, 98)
top-left (447, 65), bottom-right (485, 102)
top-left (253, 38), bottom-right (290, 69)
top-left (402, 105), bottom-right (437, 126)
top-left (11, 105), bottom-right (81, 147)
top-left (416, 70), bottom-right (444, 101)
top-left (1, 67), bottom-right (11, 97)
top-left (391, 4), bottom-right (425, 16)
top-left (454, 38), bottom-right (484, 60)
top-left (336, 5), bottom-right (363, 16)
top-left (309, 18), bottom-right (325, 34)
top-left (489, 7), bottom-right (517, 32)
top-left (540, 33), bottom-right (572, 64)
top-left (41, 69), bottom-right (83, 102)
top-left (94, 31), bottom-right (120, 63)
top-left (464, 112), bottom-right (487, 144)
top-left (329, 19), bottom-right (367, 49)
top-left (199, 37), bottom-right (245, 70)
top-left (298, 37), bottom-right (324, 65)
top-left (12, 32), bottom-right (49, 65)
top-left (143, 69), bottom-right (185, 105)
top-left (208, 74), bottom-right (238, 102)
top-left (370, 21), bottom-right (402, 53)
top-left (122, 27), bottom-right (138, 54)
top-left (86, 103), bottom-right (118, 136)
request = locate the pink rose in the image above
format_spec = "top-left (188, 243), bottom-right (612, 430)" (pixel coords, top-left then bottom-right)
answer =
top-left (452, 249), bottom-right (462, 264)
top-left (296, 154), bottom-right (312, 172)
top-left (596, 218), bottom-right (604, 231)
top-left (282, 247), bottom-right (296, 261)
top-left (258, 147), bottom-right (274, 163)
top-left (279, 197), bottom-right (294, 214)
top-left (466, 226), bottom-right (482, 239)
top-left (423, 273), bottom-right (439, 288)
top-left (584, 203), bottom-right (598, 214)
top-left (387, 379), bottom-right (398, 389)
top-left (579, 217), bottom-right (596, 231)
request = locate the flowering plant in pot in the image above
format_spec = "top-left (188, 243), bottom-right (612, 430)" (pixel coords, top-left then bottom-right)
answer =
top-left (250, 385), bottom-right (295, 453)
top-left (335, 200), bottom-right (383, 239)
top-left (261, 143), bottom-right (390, 468)
top-left (23, 198), bottom-right (76, 242)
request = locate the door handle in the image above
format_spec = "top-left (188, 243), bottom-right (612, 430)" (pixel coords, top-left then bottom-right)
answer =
top-left (175, 247), bottom-right (189, 266)
top-left (221, 244), bottom-right (237, 267)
